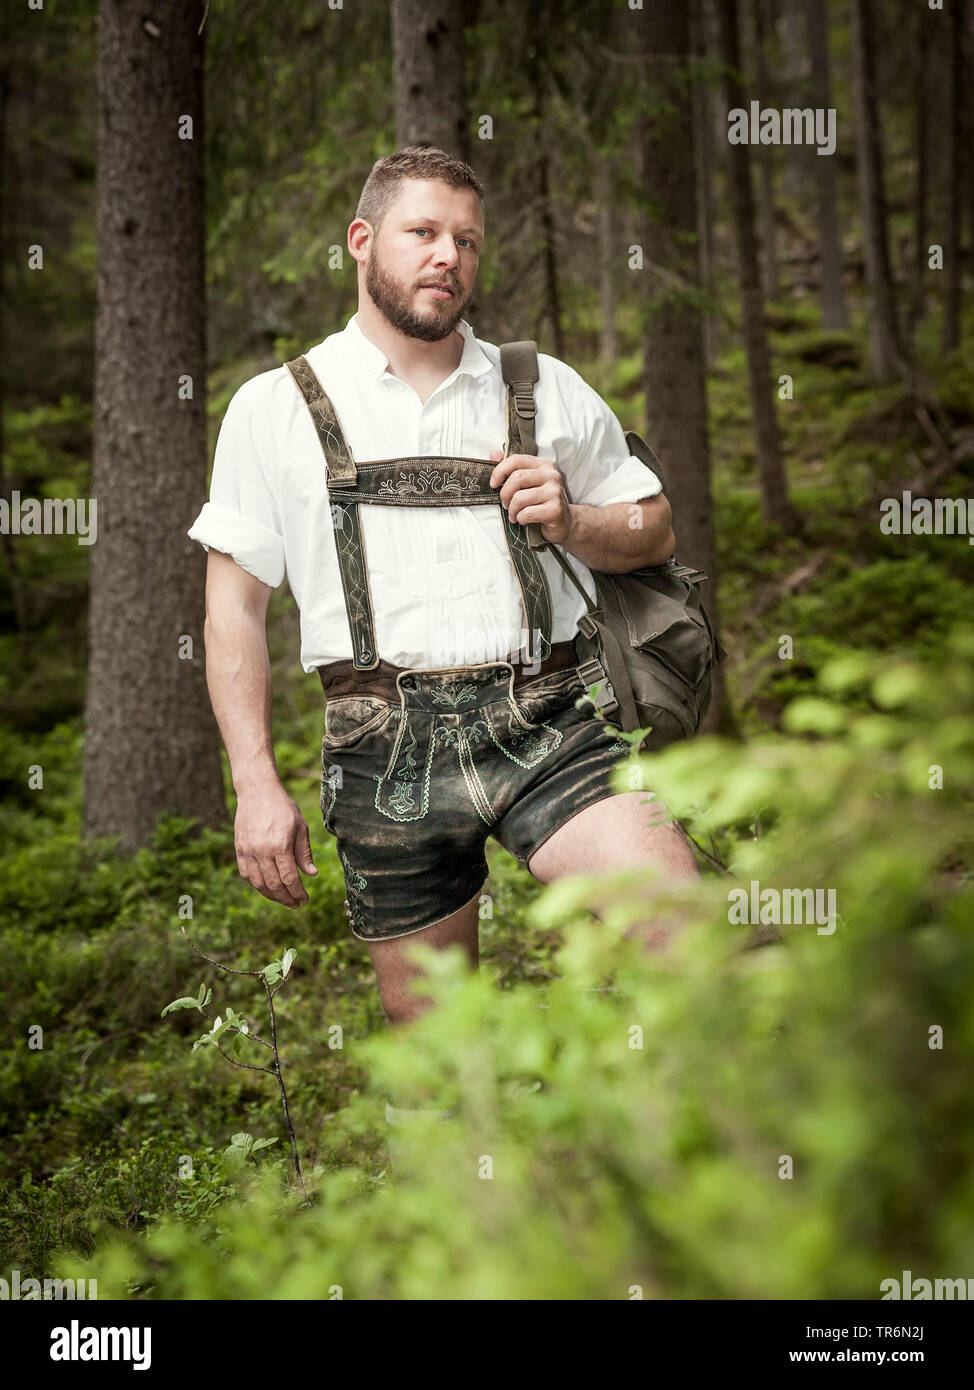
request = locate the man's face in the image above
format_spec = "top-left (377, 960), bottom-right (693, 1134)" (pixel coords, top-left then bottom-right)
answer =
top-left (363, 178), bottom-right (484, 342)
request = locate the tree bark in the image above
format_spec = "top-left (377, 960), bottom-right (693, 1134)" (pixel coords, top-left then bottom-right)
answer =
top-left (777, 0), bottom-right (810, 202)
top-left (0, 7), bottom-right (28, 640)
top-left (692, 0), bottom-right (718, 369)
top-left (84, 1), bottom-right (226, 851)
top-left (636, 0), bottom-right (726, 730)
top-left (598, 161), bottom-right (618, 368)
top-left (943, 0), bottom-right (965, 351)
top-left (752, 0), bottom-right (780, 301)
top-left (527, 0), bottom-right (564, 357)
top-left (807, 0), bottom-right (848, 330)
top-left (966, 1), bottom-right (974, 280)
top-left (391, 0), bottom-right (469, 160)
top-left (850, 0), bottom-right (901, 382)
top-left (716, 0), bottom-right (795, 531)
top-left (911, 4), bottom-right (929, 332)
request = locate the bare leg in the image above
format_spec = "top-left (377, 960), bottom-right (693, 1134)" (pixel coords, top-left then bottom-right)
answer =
top-left (527, 791), bottom-right (699, 952)
top-left (366, 891), bottom-right (482, 1028)
top-left (367, 893), bottom-right (482, 1133)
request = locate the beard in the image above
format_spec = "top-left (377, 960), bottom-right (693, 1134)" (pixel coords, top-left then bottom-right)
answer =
top-left (365, 250), bottom-right (473, 342)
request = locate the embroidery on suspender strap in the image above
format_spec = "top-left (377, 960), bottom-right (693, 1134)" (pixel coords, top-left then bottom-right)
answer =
top-left (285, 355), bottom-right (381, 669)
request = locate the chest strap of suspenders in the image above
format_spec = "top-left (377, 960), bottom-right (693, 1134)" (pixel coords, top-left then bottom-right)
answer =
top-left (284, 349), bottom-right (555, 670)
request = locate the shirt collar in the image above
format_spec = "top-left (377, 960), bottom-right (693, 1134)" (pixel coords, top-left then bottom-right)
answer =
top-left (343, 312), bottom-right (493, 382)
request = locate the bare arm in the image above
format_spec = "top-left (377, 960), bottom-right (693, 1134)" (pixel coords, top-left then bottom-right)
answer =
top-left (203, 548), bottom-right (316, 908)
top-left (563, 494), bottom-right (676, 573)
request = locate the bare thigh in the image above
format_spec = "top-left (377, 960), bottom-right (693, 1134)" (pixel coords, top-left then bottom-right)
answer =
top-left (366, 890), bottom-right (482, 1027)
top-left (527, 789), bottom-right (698, 884)
top-left (526, 790), bottom-right (699, 952)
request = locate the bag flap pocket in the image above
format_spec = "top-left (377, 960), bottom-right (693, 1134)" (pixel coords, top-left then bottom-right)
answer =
top-left (606, 573), bottom-right (713, 689)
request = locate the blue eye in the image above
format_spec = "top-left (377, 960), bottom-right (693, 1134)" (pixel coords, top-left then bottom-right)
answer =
top-left (412, 228), bottom-right (475, 249)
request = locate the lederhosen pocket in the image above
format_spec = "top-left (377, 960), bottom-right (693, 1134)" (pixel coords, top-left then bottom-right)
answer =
top-left (321, 697), bottom-right (399, 834)
top-left (323, 694), bottom-right (398, 751)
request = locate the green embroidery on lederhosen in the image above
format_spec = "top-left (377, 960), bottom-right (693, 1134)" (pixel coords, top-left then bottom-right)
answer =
top-left (373, 712), bottom-right (436, 822)
top-left (435, 720), bottom-right (496, 824)
top-left (428, 676), bottom-right (480, 710)
top-left (483, 698), bottom-right (564, 768)
top-left (339, 849), bottom-right (369, 934)
top-left (376, 467), bottom-right (482, 499)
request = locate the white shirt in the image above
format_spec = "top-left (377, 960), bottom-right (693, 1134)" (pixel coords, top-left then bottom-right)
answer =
top-left (187, 313), bottom-right (662, 672)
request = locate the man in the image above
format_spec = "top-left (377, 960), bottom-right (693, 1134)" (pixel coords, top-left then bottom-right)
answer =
top-left (188, 145), bottom-right (698, 1051)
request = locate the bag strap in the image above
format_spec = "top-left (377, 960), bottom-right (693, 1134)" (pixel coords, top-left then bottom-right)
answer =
top-left (577, 609), bottom-right (639, 731)
top-left (499, 341), bottom-right (547, 553)
top-left (499, 340), bottom-right (539, 454)
top-left (500, 338), bottom-right (605, 614)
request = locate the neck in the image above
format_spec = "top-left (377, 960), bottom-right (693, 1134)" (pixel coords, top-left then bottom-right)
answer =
top-left (354, 299), bottom-right (464, 382)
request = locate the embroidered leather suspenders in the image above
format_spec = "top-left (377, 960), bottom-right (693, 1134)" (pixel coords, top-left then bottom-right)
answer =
top-left (284, 345), bottom-right (555, 671)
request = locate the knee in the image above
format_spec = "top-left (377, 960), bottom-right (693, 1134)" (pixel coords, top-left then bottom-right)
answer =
top-left (374, 972), bottom-right (434, 1027)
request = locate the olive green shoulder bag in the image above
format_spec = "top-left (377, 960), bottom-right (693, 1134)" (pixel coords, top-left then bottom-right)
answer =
top-left (501, 339), bottom-right (726, 750)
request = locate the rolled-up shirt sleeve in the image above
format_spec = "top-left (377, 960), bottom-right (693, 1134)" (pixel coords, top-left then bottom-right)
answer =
top-left (558, 366), bottom-right (663, 509)
top-left (187, 380), bottom-right (286, 588)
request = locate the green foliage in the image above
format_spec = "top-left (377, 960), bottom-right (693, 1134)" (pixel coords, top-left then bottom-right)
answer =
top-left (220, 1133), bottom-right (280, 1174)
top-left (0, 1140), bottom-right (238, 1276)
top-left (796, 556), bottom-right (972, 653)
top-left (42, 638), bottom-right (974, 1298)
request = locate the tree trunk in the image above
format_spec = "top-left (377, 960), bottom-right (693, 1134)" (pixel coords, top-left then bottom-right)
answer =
top-left (967, 1), bottom-right (974, 281)
top-left (716, 0), bottom-right (795, 531)
top-left (807, 0), bottom-right (848, 329)
top-left (597, 162), bottom-right (618, 368)
top-left (692, 0), bottom-right (718, 369)
top-left (391, 0), bottom-right (469, 159)
top-left (637, 0), bottom-right (727, 731)
top-left (84, 1), bottom-right (226, 852)
top-left (911, 5), bottom-right (929, 332)
top-left (777, 0), bottom-right (809, 202)
top-left (850, 0), bottom-right (901, 382)
top-left (0, 9), bottom-right (28, 640)
top-left (752, 0), bottom-right (780, 301)
top-left (943, 0), bottom-right (965, 351)
top-left (528, 1), bottom-right (564, 358)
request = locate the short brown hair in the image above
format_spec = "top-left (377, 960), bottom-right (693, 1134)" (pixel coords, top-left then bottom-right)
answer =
top-left (354, 146), bottom-right (485, 232)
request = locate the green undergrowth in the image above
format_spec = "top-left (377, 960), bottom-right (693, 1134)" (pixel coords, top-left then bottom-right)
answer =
top-left (38, 635), bottom-right (973, 1298)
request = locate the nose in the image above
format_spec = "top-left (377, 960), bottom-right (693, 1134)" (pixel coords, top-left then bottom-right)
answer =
top-left (431, 233), bottom-right (460, 271)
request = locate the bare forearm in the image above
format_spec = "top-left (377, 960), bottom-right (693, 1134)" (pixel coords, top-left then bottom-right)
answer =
top-left (203, 611), bottom-right (281, 796)
top-left (563, 499), bottom-right (675, 574)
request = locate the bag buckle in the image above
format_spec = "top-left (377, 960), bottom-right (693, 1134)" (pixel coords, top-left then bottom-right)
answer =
top-left (576, 658), bottom-right (618, 715)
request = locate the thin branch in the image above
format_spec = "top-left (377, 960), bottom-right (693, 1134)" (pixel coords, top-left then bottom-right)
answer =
top-left (211, 1042), bottom-right (275, 1076)
top-left (673, 818), bottom-right (731, 875)
top-left (180, 927), bottom-right (268, 977)
top-left (175, 927), bottom-right (311, 1205)
top-left (261, 970), bottom-right (309, 1201)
